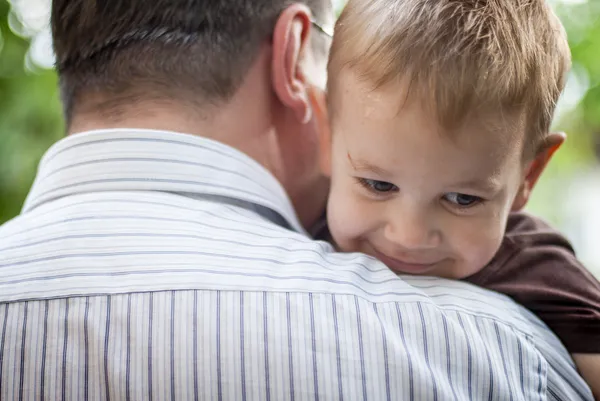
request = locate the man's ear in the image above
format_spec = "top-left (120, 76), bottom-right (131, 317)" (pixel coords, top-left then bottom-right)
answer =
top-left (511, 132), bottom-right (566, 211)
top-left (309, 87), bottom-right (332, 177)
top-left (271, 4), bottom-right (313, 124)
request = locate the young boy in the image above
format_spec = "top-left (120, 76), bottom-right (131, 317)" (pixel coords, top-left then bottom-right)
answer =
top-left (316, 0), bottom-right (600, 396)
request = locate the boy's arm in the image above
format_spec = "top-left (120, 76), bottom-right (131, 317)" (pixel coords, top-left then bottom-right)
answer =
top-left (573, 354), bottom-right (600, 400)
top-left (465, 211), bottom-right (600, 354)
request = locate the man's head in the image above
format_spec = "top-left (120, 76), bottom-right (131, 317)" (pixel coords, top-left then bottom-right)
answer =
top-left (52, 0), bottom-right (331, 119)
top-left (322, 0), bottom-right (571, 278)
top-left (51, 0), bottom-right (334, 229)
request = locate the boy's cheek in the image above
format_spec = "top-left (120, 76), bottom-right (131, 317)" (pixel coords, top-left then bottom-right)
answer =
top-left (327, 187), bottom-right (380, 252)
top-left (449, 219), bottom-right (506, 275)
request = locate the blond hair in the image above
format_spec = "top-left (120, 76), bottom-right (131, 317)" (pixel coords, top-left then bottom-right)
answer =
top-left (328, 0), bottom-right (571, 151)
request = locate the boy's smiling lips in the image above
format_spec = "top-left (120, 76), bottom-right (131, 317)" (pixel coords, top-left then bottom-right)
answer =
top-left (369, 244), bottom-right (443, 275)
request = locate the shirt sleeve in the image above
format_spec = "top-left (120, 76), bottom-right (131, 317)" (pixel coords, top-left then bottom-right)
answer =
top-left (465, 211), bottom-right (600, 353)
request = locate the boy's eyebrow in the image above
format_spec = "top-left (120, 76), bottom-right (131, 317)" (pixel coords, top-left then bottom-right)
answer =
top-left (348, 154), bottom-right (392, 176)
top-left (452, 177), bottom-right (502, 193)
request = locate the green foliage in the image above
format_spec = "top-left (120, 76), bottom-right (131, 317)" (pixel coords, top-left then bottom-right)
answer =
top-left (526, 1), bottom-right (600, 225)
top-left (554, 0), bottom-right (600, 152)
top-left (0, 0), bottom-right (64, 222)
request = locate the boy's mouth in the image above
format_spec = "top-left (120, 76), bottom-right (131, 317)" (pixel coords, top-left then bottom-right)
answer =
top-left (369, 246), bottom-right (440, 275)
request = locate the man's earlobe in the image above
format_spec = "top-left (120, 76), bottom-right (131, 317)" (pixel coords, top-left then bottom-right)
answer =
top-left (511, 132), bottom-right (566, 211)
top-left (271, 4), bottom-right (313, 124)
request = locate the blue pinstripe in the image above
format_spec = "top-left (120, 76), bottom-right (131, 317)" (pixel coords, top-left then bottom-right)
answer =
top-left (309, 293), bottom-right (319, 401)
top-left (193, 291), bottom-right (199, 401)
top-left (62, 299), bottom-right (69, 401)
top-left (442, 314), bottom-right (459, 401)
top-left (373, 304), bottom-right (391, 401)
top-left (263, 292), bottom-right (271, 401)
top-left (0, 304), bottom-right (7, 398)
top-left (418, 303), bottom-right (438, 401)
top-left (170, 291), bottom-right (176, 401)
top-left (240, 293), bottom-right (247, 401)
top-left (216, 291), bottom-right (223, 401)
top-left (474, 319), bottom-right (495, 401)
top-left (494, 322), bottom-right (515, 401)
top-left (104, 297), bottom-right (111, 401)
top-left (395, 303), bottom-right (415, 401)
top-left (354, 297), bottom-right (368, 401)
top-left (40, 301), bottom-right (48, 401)
top-left (148, 294), bottom-right (153, 401)
top-left (18, 302), bottom-right (27, 401)
top-left (286, 293), bottom-right (295, 401)
top-left (332, 295), bottom-right (344, 401)
top-left (126, 295), bottom-right (132, 401)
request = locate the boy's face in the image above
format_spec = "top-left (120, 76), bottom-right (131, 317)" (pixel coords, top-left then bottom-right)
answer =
top-left (325, 71), bottom-right (549, 278)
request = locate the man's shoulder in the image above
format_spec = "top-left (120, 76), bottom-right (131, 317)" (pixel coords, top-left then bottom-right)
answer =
top-left (0, 191), bottom-right (562, 336)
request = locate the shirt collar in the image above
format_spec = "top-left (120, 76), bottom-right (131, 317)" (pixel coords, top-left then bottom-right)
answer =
top-left (23, 128), bottom-right (306, 234)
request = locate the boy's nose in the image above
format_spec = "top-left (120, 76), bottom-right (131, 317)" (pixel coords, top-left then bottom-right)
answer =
top-left (383, 211), bottom-right (441, 251)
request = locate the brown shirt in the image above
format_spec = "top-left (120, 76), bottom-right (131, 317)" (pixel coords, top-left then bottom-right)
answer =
top-left (465, 211), bottom-right (600, 353)
top-left (313, 211), bottom-right (600, 353)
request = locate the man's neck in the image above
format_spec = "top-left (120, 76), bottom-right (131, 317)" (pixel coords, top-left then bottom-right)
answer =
top-left (68, 47), bottom-right (277, 162)
top-left (68, 98), bottom-right (270, 147)
top-left (66, 48), bottom-right (327, 231)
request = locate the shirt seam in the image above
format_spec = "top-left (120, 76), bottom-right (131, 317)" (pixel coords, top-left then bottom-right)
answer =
top-left (0, 287), bottom-right (540, 342)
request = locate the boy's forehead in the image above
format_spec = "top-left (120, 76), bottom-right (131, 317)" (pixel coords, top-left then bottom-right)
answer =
top-left (333, 69), bottom-right (526, 180)
top-left (334, 69), bottom-right (527, 144)
top-left (333, 69), bottom-right (410, 120)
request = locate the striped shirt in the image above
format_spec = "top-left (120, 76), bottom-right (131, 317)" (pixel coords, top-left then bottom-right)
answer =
top-left (0, 129), bottom-right (592, 400)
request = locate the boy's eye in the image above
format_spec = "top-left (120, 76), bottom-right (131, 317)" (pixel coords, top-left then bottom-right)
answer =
top-left (443, 192), bottom-right (482, 207)
top-left (358, 178), bottom-right (398, 193)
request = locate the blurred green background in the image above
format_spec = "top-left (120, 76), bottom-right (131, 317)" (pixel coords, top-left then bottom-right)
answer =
top-left (1, 0), bottom-right (599, 276)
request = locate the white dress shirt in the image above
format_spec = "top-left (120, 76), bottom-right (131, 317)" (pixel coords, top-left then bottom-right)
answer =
top-left (0, 129), bottom-right (592, 400)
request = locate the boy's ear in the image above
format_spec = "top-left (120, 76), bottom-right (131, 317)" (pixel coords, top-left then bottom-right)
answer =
top-left (310, 87), bottom-right (332, 177)
top-left (511, 132), bottom-right (566, 211)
